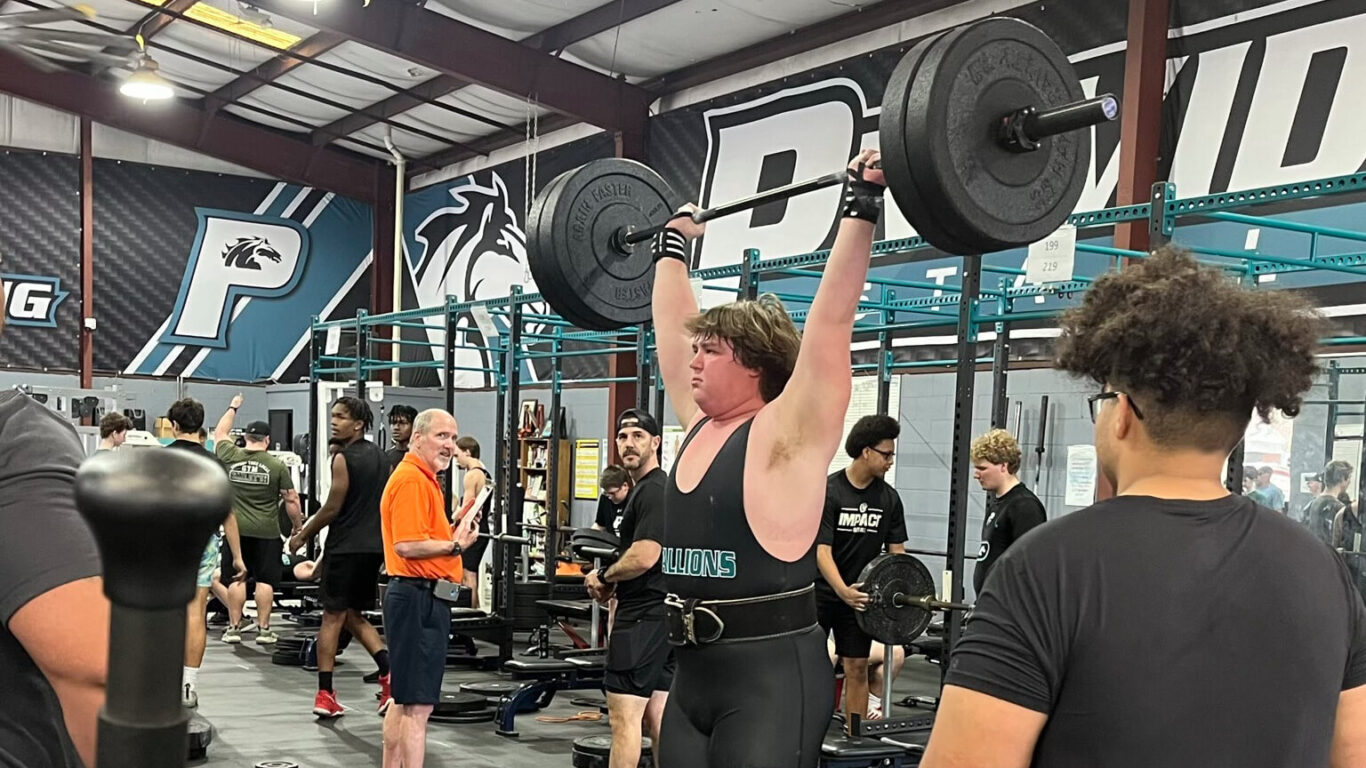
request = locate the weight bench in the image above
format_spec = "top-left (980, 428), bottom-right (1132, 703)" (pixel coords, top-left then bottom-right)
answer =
top-left (448, 608), bottom-right (512, 670)
top-left (533, 598), bottom-right (602, 650)
top-left (494, 653), bottom-right (605, 737)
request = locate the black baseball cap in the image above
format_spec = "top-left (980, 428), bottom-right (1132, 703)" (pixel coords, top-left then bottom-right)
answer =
top-left (244, 420), bottom-right (271, 437)
top-left (616, 408), bottom-right (660, 437)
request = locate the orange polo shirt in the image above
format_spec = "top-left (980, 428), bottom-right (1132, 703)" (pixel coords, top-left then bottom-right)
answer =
top-left (381, 453), bottom-right (463, 581)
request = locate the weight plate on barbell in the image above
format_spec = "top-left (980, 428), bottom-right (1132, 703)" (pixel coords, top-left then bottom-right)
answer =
top-left (855, 553), bottom-right (936, 644)
top-left (528, 158), bottom-right (680, 331)
top-left (880, 29), bottom-right (978, 257)
top-left (527, 167), bottom-right (596, 331)
top-left (902, 17), bottom-right (1090, 254)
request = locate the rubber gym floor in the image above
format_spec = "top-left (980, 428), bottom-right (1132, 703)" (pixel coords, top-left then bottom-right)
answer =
top-left (192, 617), bottom-right (944, 767)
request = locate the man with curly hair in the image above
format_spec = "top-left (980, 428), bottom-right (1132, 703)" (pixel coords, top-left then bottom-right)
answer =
top-left (970, 429), bottom-right (1046, 595)
top-left (922, 246), bottom-right (1366, 768)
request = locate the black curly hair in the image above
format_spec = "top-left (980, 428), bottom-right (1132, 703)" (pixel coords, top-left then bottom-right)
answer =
top-left (845, 414), bottom-right (900, 459)
top-left (1054, 246), bottom-right (1321, 452)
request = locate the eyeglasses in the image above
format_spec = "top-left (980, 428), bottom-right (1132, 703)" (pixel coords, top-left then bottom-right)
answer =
top-left (1087, 391), bottom-right (1144, 423)
top-left (868, 447), bottom-right (895, 460)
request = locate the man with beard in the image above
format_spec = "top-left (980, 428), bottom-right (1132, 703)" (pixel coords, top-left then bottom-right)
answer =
top-left (585, 409), bottom-right (671, 768)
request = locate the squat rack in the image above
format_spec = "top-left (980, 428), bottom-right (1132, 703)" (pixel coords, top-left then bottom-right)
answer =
top-left (310, 169), bottom-right (1366, 672)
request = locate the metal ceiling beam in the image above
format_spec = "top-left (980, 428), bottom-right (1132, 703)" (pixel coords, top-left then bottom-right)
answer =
top-left (308, 0), bottom-right (683, 148)
top-left (204, 30), bottom-right (346, 113)
top-left (642, 0), bottom-right (960, 95)
top-left (0, 47), bottom-right (380, 202)
top-left (415, 112), bottom-right (580, 174)
top-left (248, 0), bottom-right (653, 131)
top-left (126, 0), bottom-right (198, 42)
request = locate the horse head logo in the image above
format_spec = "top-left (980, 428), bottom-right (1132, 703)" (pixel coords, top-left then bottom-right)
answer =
top-left (409, 173), bottom-right (547, 386)
top-left (222, 236), bottom-right (283, 271)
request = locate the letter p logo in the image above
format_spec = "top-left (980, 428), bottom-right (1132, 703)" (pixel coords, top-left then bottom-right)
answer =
top-left (163, 209), bottom-right (309, 347)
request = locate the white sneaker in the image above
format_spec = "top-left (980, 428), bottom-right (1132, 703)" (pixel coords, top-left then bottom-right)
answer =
top-left (182, 684), bottom-right (198, 709)
top-left (867, 694), bottom-right (883, 719)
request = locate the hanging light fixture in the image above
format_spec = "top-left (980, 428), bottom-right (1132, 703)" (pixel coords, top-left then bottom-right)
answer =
top-left (119, 55), bottom-right (174, 101)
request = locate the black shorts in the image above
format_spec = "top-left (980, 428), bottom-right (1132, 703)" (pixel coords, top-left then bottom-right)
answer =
top-left (383, 578), bottom-right (451, 705)
top-left (223, 536), bottom-right (284, 588)
top-left (604, 617), bottom-right (675, 698)
top-left (319, 553), bottom-right (383, 612)
top-left (460, 536), bottom-right (489, 576)
top-left (817, 594), bottom-right (873, 659)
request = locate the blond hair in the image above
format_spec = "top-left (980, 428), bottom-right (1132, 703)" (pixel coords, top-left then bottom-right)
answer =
top-left (684, 294), bottom-right (800, 402)
top-left (971, 429), bottom-right (1022, 474)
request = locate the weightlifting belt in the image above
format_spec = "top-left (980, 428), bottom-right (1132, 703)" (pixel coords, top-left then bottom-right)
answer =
top-left (663, 585), bottom-right (817, 646)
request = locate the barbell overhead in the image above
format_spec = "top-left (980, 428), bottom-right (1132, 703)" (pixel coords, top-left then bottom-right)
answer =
top-left (855, 553), bottom-right (967, 644)
top-left (527, 16), bottom-right (1118, 331)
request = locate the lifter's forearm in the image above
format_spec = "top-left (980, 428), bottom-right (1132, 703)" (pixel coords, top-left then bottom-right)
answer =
top-left (213, 406), bottom-right (236, 442)
top-left (806, 218), bottom-right (875, 330)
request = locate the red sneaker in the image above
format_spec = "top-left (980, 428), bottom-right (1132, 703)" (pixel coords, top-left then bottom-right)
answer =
top-left (312, 689), bottom-right (344, 718)
top-left (377, 673), bottom-right (393, 715)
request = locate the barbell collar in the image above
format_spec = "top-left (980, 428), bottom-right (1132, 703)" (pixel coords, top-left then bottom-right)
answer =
top-left (1000, 93), bottom-right (1119, 153)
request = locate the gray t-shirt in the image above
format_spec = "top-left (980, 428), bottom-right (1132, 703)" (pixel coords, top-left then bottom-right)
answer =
top-left (0, 391), bottom-right (101, 768)
top-left (948, 494), bottom-right (1366, 768)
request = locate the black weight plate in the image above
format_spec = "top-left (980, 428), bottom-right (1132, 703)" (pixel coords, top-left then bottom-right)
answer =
top-left (907, 17), bottom-right (1089, 253)
top-left (459, 679), bottom-right (522, 697)
top-left (527, 167), bottom-right (592, 329)
top-left (530, 158), bottom-right (680, 331)
top-left (573, 734), bottom-right (653, 756)
top-left (855, 553), bottom-right (935, 644)
top-left (434, 691), bottom-right (490, 715)
top-left (429, 708), bottom-right (496, 724)
top-left (880, 29), bottom-right (976, 257)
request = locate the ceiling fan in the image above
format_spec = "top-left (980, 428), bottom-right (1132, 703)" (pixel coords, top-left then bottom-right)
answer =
top-left (0, 4), bottom-right (141, 72)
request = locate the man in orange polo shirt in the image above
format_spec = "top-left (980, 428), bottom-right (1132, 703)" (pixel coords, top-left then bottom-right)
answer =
top-left (380, 408), bottom-right (480, 768)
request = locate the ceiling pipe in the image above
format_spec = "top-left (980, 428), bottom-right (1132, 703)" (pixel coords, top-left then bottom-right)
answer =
top-left (383, 129), bottom-right (405, 388)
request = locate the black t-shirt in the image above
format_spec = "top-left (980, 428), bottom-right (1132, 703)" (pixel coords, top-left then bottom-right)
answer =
top-left (1306, 494), bottom-right (1345, 547)
top-left (816, 470), bottom-right (907, 598)
top-left (614, 468), bottom-right (668, 622)
top-left (328, 439), bottom-right (387, 555)
top-left (947, 494), bottom-right (1366, 768)
top-left (0, 391), bottom-right (101, 768)
top-left (595, 494), bottom-right (626, 536)
top-left (385, 446), bottom-right (406, 473)
top-left (973, 482), bottom-right (1047, 594)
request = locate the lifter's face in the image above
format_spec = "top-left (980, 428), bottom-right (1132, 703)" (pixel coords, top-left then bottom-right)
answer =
top-left (412, 413), bottom-right (458, 473)
top-left (331, 403), bottom-right (364, 441)
top-left (689, 336), bottom-right (760, 415)
top-left (862, 439), bottom-right (895, 478)
top-left (616, 426), bottom-right (659, 473)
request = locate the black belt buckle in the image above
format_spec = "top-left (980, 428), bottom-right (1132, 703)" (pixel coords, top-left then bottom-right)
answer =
top-left (663, 593), bottom-right (724, 646)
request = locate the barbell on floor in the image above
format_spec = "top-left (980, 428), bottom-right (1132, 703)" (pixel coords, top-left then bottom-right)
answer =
top-left (855, 553), bottom-right (972, 645)
top-left (527, 16), bottom-right (1119, 331)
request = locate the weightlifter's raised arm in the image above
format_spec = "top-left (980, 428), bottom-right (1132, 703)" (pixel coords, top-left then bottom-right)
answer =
top-left (652, 208), bottom-right (705, 428)
top-left (764, 150), bottom-right (884, 464)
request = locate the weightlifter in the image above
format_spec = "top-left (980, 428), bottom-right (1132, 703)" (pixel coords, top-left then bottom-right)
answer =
top-left (969, 428), bottom-right (1046, 595)
top-left (922, 247), bottom-right (1366, 767)
top-left (816, 414), bottom-right (907, 726)
top-left (168, 398), bottom-right (245, 709)
top-left (649, 150), bottom-right (885, 767)
top-left (453, 436), bottom-right (493, 609)
top-left (585, 409), bottom-right (672, 768)
top-left (213, 396), bottom-right (301, 647)
top-left (381, 408), bottom-right (481, 768)
top-left (0, 292), bottom-right (108, 767)
top-left (287, 396), bottom-right (392, 717)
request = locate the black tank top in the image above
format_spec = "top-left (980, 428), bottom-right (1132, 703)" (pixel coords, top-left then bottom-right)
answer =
top-left (472, 466), bottom-right (492, 534)
top-left (663, 417), bottom-right (818, 600)
top-left (328, 438), bottom-right (386, 555)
